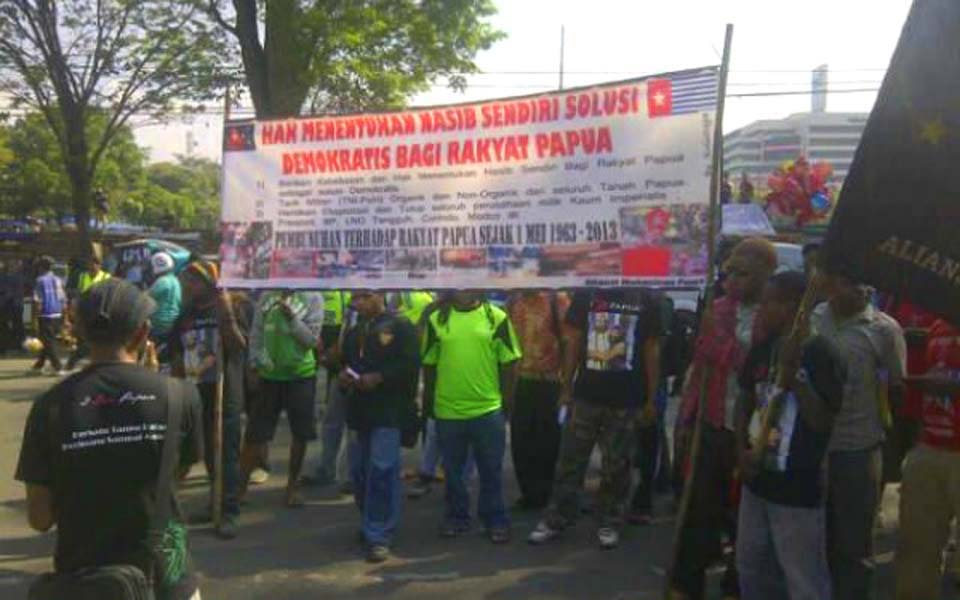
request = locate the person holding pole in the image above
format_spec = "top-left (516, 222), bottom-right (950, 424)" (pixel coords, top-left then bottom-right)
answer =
top-left (170, 260), bottom-right (246, 539)
top-left (242, 288), bottom-right (324, 508)
top-left (813, 266), bottom-right (906, 600)
top-left (735, 271), bottom-right (847, 599)
top-left (671, 237), bottom-right (777, 600)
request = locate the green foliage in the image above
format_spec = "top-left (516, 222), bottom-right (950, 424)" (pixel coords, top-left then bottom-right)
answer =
top-left (210, 0), bottom-right (504, 117)
top-left (0, 113), bottom-right (219, 231)
top-left (0, 0), bottom-right (229, 242)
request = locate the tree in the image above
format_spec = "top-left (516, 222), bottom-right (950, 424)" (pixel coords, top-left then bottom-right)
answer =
top-left (208, 0), bottom-right (504, 117)
top-left (0, 1), bottom-right (226, 247)
top-left (2, 112), bottom-right (146, 221)
top-left (126, 156), bottom-right (220, 230)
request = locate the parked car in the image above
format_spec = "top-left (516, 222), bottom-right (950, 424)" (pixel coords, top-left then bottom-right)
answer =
top-left (104, 239), bottom-right (193, 288)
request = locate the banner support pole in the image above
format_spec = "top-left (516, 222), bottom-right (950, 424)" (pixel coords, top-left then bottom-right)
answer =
top-left (664, 23), bottom-right (733, 600)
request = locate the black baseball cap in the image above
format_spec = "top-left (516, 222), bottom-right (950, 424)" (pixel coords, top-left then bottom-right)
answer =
top-left (76, 279), bottom-right (156, 345)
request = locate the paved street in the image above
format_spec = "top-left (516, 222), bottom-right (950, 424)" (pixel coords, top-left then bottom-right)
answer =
top-left (0, 357), bottom-right (949, 599)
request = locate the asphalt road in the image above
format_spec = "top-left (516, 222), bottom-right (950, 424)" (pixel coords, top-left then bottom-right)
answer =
top-left (0, 358), bottom-right (952, 599)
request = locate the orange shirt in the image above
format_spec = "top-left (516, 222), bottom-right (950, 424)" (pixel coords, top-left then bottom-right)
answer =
top-left (507, 292), bottom-right (570, 380)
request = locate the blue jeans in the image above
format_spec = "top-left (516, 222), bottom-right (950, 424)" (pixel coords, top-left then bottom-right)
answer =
top-left (737, 486), bottom-right (831, 600)
top-left (349, 428), bottom-right (402, 546)
top-left (436, 410), bottom-right (509, 530)
top-left (420, 418), bottom-right (476, 483)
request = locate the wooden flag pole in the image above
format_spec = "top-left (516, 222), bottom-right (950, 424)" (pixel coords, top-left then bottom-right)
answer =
top-left (663, 24), bottom-right (733, 600)
top-left (211, 83), bottom-right (235, 531)
top-left (751, 272), bottom-right (822, 462)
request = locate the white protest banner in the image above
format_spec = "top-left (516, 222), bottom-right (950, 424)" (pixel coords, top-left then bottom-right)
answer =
top-left (219, 67), bottom-right (718, 290)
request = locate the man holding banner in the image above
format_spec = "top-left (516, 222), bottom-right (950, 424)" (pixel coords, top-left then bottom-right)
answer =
top-left (818, 0), bottom-right (960, 594)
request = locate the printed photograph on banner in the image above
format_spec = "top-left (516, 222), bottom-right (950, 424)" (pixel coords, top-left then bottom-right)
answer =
top-left (488, 246), bottom-right (541, 279)
top-left (539, 243), bottom-right (622, 276)
top-left (385, 249), bottom-right (438, 273)
top-left (220, 221), bottom-right (274, 280)
top-left (321, 249), bottom-right (385, 278)
top-left (440, 248), bottom-right (487, 273)
top-left (619, 204), bottom-right (708, 277)
top-left (585, 311), bottom-right (637, 372)
top-left (271, 248), bottom-right (317, 279)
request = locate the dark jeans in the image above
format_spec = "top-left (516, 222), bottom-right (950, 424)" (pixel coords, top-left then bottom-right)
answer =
top-left (436, 409), bottom-right (509, 530)
top-left (34, 317), bottom-right (62, 371)
top-left (827, 446), bottom-right (882, 600)
top-left (510, 378), bottom-right (562, 508)
top-left (349, 428), bottom-right (402, 546)
top-left (198, 373), bottom-right (243, 517)
top-left (672, 426), bottom-right (740, 600)
top-left (631, 422), bottom-right (659, 513)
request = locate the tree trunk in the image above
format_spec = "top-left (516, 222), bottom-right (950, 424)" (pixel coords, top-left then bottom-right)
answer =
top-left (262, 0), bottom-right (312, 117)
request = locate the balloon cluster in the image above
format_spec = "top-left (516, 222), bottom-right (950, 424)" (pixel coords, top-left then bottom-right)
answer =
top-left (765, 157), bottom-right (835, 226)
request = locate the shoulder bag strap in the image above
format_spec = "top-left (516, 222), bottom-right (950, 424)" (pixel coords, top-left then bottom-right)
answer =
top-left (152, 379), bottom-right (183, 531)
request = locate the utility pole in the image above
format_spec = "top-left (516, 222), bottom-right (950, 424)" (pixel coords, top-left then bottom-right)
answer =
top-left (559, 25), bottom-right (566, 90)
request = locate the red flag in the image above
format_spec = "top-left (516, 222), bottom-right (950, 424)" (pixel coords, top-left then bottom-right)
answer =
top-left (647, 79), bottom-right (673, 118)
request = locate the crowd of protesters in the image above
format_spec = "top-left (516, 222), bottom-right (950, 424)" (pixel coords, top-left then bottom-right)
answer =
top-left (14, 236), bottom-right (960, 599)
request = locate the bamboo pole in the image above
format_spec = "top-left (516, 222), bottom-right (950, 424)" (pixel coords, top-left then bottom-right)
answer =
top-left (663, 24), bottom-right (733, 599)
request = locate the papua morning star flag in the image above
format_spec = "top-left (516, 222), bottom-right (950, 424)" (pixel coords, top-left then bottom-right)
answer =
top-left (823, 0), bottom-right (960, 323)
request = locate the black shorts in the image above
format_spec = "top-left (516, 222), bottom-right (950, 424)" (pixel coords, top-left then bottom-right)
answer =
top-left (245, 377), bottom-right (317, 443)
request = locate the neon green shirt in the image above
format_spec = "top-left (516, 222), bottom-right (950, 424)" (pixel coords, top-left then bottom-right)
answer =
top-left (255, 292), bottom-right (323, 381)
top-left (322, 291), bottom-right (351, 327)
top-left (78, 270), bottom-right (110, 294)
top-left (397, 291), bottom-right (435, 326)
top-left (422, 303), bottom-right (522, 420)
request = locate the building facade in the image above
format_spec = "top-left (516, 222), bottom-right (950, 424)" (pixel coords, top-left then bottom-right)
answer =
top-left (724, 112), bottom-right (868, 184)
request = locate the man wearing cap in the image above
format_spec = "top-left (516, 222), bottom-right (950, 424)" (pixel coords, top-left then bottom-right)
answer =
top-left (148, 252), bottom-right (182, 365)
top-left (814, 265), bottom-right (906, 600)
top-left (243, 288), bottom-right (324, 508)
top-left (16, 279), bottom-right (204, 600)
top-left (170, 260), bottom-right (247, 539)
top-left (671, 237), bottom-right (777, 600)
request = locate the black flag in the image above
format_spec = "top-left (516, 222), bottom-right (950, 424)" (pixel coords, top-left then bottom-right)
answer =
top-left (823, 0), bottom-right (960, 324)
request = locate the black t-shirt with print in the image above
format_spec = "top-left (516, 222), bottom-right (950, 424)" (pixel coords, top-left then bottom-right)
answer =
top-left (15, 363), bottom-right (204, 599)
top-left (170, 305), bottom-right (220, 385)
top-left (567, 289), bottom-right (665, 408)
top-left (739, 335), bottom-right (847, 507)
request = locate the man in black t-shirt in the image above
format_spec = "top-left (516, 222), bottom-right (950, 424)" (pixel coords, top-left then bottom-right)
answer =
top-left (16, 279), bottom-right (204, 600)
top-left (734, 271), bottom-right (847, 600)
top-left (528, 288), bottom-right (663, 550)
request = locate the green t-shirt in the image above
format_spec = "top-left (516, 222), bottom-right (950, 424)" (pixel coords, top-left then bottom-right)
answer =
top-left (422, 302), bottom-right (522, 420)
top-left (398, 291), bottom-right (435, 327)
top-left (322, 291), bottom-right (351, 327)
top-left (259, 292), bottom-right (318, 381)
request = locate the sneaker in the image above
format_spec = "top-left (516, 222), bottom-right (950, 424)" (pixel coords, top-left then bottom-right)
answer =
top-left (249, 467), bottom-right (270, 485)
top-left (216, 515), bottom-right (239, 540)
top-left (439, 520), bottom-right (470, 538)
top-left (55, 370), bottom-right (70, 377)
top-left (366, 545), bottom-right (390, 563)
top-left (527, 520), bottom-right (562, 545)
top-left (339, 481), bottom-right (354, 496)
top-left (597, 527), bottom-right (619, 550)
top-left (407, 478), bottom-right (433, 500)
